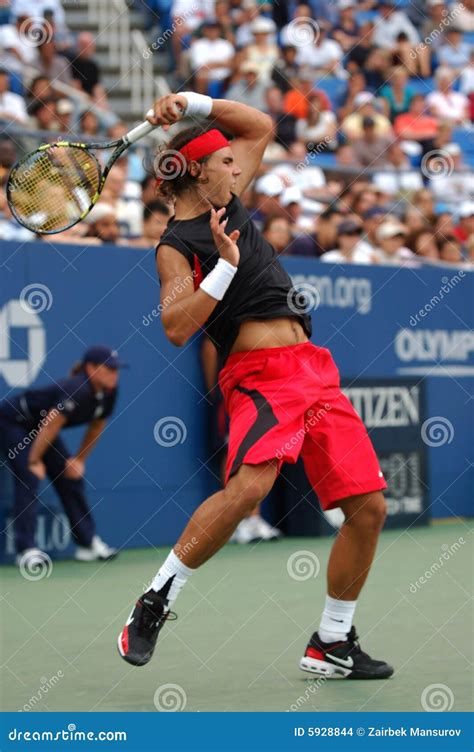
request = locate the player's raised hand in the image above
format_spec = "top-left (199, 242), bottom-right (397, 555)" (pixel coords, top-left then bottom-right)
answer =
top-left (210, 207), bottom-right (240, 267)
top-left (148, 94), bottom-right (187, 126)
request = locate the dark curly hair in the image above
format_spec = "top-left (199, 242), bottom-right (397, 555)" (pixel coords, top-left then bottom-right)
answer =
top-left (155, 125), bottom-right (214, 201)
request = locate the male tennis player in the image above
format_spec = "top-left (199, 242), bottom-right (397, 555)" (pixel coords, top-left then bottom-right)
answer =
top-left (118, 93), bottom-right (393, 680)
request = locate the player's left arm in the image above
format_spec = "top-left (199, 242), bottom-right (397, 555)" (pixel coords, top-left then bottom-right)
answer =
top-left (207, 99), bottom-right (274, 195)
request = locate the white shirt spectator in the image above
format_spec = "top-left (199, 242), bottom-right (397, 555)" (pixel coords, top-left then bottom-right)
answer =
top-left (372, 11), bottom-right (419, 49)
top-left (460, 63), bottom-right (474, 96)
top-left (429, 171), bottom-right (474, 206)
top-left (296, 38), bottom-right (343, 71)
top-left (373, 246), bottom-right (417, 266)
top-left (295, 110), bottom-right (337, 147)
top-left (190, 37), bottom-right (234, 80)
top-left (12, 0), bottom-right (66, 31)
top-left (426, 89), bottom-right (469, 123)
top-left (0, 89), bottom-right (28, 122)
top-left (321, 245), bottom-right (374, 264)
top-left (451, 1), bottom-right (474, 31)
top-left (372, 169), bottom-right (423, 195)
top-left (172, 0), bottom-right (215, 31)
top-left (0, 24), bottom-right (38, 65)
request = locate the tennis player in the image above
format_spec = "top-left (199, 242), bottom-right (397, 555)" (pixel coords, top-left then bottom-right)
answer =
top-left (118, 94), bottom-right (393, 680)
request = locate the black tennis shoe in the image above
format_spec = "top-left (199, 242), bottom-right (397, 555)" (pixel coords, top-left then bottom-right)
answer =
top-left (117, 591), bottom-right (174, 667)
top-left (300, 626), bottom-right (394, 679)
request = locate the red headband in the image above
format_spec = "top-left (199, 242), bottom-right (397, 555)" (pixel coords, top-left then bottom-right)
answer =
top-left (155, 129), bottom-right (230, 186)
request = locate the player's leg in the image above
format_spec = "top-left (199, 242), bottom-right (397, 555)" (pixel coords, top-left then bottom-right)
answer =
top-left (298, 364), bottom-right (393, 679)
top-left (118, 460), bottom-right (278, 666)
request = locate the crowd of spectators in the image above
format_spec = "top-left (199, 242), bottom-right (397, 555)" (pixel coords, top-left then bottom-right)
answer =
top-left (0, 0), bottom-right (473, 266)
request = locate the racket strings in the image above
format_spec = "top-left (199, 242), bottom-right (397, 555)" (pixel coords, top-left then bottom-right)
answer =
top-left (8, 145), bottom-right (100, 233)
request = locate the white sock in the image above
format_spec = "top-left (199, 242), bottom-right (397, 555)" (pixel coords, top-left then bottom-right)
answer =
top-left (149, 550), bottom-right (194, 607)
top-left (318, 595), bottom-right (357, 643)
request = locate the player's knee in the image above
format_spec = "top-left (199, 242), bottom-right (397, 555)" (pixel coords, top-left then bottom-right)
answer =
top-left (224, 465), bottom-right (276, 515)
top-left (344, 491), bottom-right (387, 533)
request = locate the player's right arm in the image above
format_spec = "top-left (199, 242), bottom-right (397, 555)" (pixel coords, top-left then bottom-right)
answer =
top-left (157, 208), bottom-right (240, 347)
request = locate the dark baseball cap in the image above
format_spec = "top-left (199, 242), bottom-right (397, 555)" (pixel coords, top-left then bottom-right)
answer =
top-left (82, 345), bottom-right (128, 369)
top-left (338, 219), bottom-right (362, 235)
top-left (363, 207), bottom-right (387, 220)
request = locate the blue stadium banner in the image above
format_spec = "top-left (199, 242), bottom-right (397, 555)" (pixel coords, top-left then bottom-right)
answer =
top-left (0, 712), bottom-right (472, 751)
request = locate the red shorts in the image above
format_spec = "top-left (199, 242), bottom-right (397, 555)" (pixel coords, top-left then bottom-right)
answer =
top-left (219, 342), bottom-right (387, 509)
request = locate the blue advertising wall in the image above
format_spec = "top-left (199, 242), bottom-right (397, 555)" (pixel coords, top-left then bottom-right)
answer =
top-left (0, 242), bottom-right (472, 560)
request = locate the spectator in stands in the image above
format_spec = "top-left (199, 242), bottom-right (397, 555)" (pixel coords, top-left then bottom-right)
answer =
top-left (28, 75), bottom-right (54, 103)
top-left (313, 207), bottom-right (345, 256)
top-left (438, 236), bottom-right (464, 265)
top-left (0, 136), bottom-right (17, 184)
top-left (341, 92), bottom-right (392, 139)
top-left (337, 70), bottom-right (366, 121)
top-left (373, 141), bottom-right (423, 195)
top-left (37, 37), bottom-right (72, 86)
top-left (321, 219), bottom-right (375, 264)
top-left (141, 174), bottom-right (160, 207)
top-left (225, 61), bottom-right (267, 110)
top-left (79, 110), bottom-right (100, 136)
top-left (83, 203), bottom-right (120, 244)
top-left (283, 68), bottom-right (330, 120)
top-left (271, 45), bottom-right (299, 94)
top-left (336, 143), bottom-right (361, 169)
top-left (279, 4), bottom-right (312, 46)
top-left (190, 20), bottom-right (235, 95)
top-left (251, 172), bottom-right (285, 226)
top-left (70, 32), bottom-right (107, 105)
top-left (380, 66), bottom-right (413, 120)
top-left (403, 204), bottom-right (428, 234)
top-left (428, 144), bottom-right (473, 207)
top-left (245, 16), bottom-right (279, 83)
top-left (451, 0), bottom-right (474, 32)
top-left (0, 14), bottom-right (38, 66)
top-left (438, 26), bottom-right (471, 73)
top-left (361, 207), bottom-right (388, 252)
top-left (393, 94), bottom-right (438, 144)
top-left (55, 98), bottom-right (73, 133)
top-left (295, 89), bottom-right (337, 151)
top-left (346, 20), bottom-right (377, 73)
top-left (426, 67), bottom-right (469, 125)
top-left (406, 228), bottom-right (440, 262)
top-left (128, 199), bottom-right (171, 248)
top-left (460, 49), bottom-right (474, 99)
top-left (12, 0), bottom-right (67, 32)
top-left (454, 202), bottom-right (474, 244)
top-left (101, 165), bottom-right (142, 237)
top-left (421, 1), bottom-right (449, 53)
top-left (332, 1), bottom-right (361, 53)
top-left (352, 116), bottom-right (391, 168)
top-left (262, 215), bottom-right (292, 255)
top-left (371, 0), bottom-right (429, 78)
top-left (412, 188), bottom-right (436, 224)
top-left (298, 21), bottom-right (345, 79)
top-left (28, 96), bottom-right (59, 130)
top-left (374, 221), bottom-right (416, 265)
top-left (264, 85), bottom-right (297, 150)
top-left (0, 189), bottom-right (35, 241)
top-left (0, 67), bottom-right (27, 123)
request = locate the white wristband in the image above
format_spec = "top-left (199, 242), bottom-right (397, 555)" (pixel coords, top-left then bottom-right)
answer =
top-left (181, 91), bottom-right (213, 118)
top-left (200, 258), bottom-right (237, 301)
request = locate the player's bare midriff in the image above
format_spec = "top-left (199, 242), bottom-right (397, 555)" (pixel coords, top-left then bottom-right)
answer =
top-left (230, 317), bottom-right (308, 354)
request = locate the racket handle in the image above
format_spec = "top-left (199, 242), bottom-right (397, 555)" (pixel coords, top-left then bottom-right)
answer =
top-left (125, 105), bottom-right (184, 145)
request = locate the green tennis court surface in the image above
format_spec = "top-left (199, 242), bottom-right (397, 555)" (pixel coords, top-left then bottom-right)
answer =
top-left (1, 522), bottom-right (472, 713)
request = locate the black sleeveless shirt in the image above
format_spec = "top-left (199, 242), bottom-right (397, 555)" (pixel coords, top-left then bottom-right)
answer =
top-left (156, 194), bottom-right (312, 365)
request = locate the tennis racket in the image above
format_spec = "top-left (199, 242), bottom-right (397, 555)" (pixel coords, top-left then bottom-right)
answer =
top-left (6, 109), bottom-right (172, 235)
